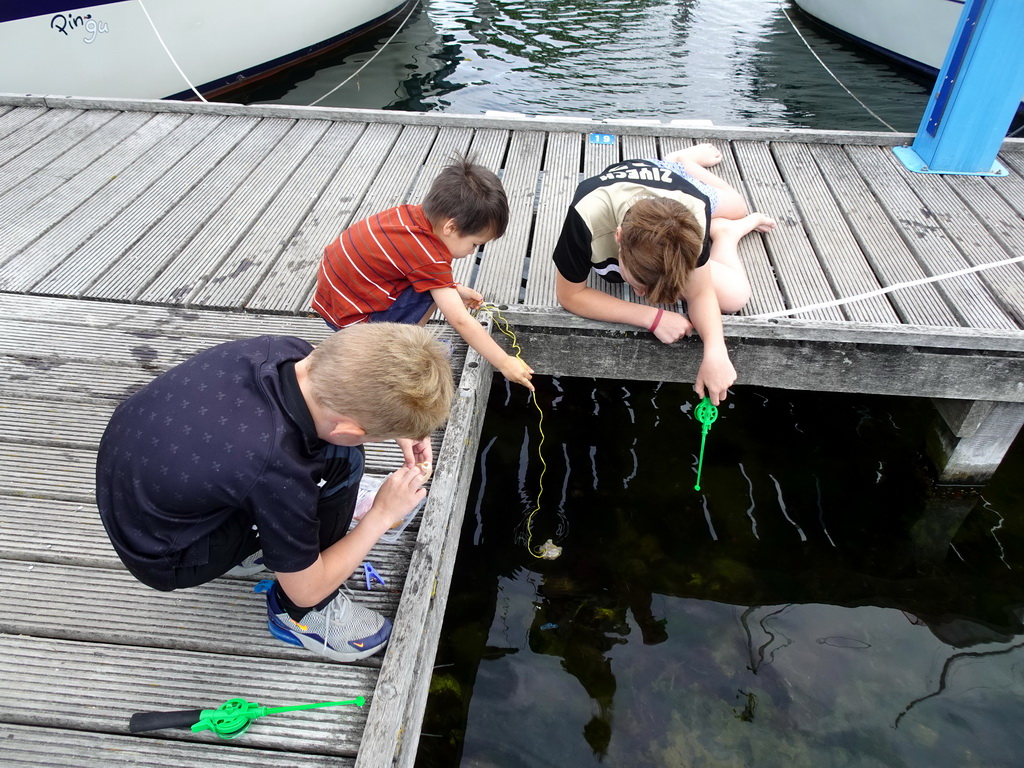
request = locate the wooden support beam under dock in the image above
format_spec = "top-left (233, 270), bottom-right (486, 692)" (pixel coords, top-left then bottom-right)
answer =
top-left (0, 93), bottom-right (1022, 765)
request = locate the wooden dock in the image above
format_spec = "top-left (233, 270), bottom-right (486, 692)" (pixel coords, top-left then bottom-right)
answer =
top-left (1, 93), bottom-right (1023, 766)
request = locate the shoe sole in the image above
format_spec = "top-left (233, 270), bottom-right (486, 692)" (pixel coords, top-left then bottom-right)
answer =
top-left (267, 619), bottom-right (389, 663)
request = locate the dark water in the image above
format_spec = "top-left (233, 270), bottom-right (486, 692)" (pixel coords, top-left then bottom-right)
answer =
top-left (419, 377), bottom-right (1024, 767)
top-left (224, 0), bottom-right (935, 133)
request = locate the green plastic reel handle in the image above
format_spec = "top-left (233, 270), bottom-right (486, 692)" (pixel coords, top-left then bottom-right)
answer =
top-left (694, 397), bottom-right (718, 491)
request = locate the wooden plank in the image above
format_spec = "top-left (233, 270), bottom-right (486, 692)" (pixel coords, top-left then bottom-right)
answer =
top-left (475, 130), bottom-right (544, 303)
top-left (0, 560), bottom-right (404, 662)
top-left (583, 131), bottom-right (619, 176)
top-left (939, 173), bottom-right (1024, 328)
top-left (288, 123), bottom-right (436, 314)
top-left (0, 113), bottom-right (229, 291)
top-left (152, 120), bottom-right (358, 311)
top-left (621, 133), bottom-right (658, 158)
top-left (86, 117), bottom-right (315, 302)
top-left (0, 111), bottom-right (152, 222)
top-left (733, 140), bottom-right (843, 321)
top-left (356, 347), bottom-right (492, 768)
top-left (524, 131), bottom-right (583, 306)
top-left (0, 497), bottom-right (117, 568)
top-left (806, 144), bottom-right (959, 326)
top-left (246, 122), bottom-right (399, 314)
top-left (771, 142), bottom-right (900, 324)
top-left (0, 106), bottom-right (48, 140)
top-left (0, 108), bottom-right (82, 170)
top-left (845, 144), bottom-right (1016, 330)
top-left (891, 157), bottom-right (1024, 328)
top-left (0, 112), bottom-right (189, 261)
top-left (34, 116), bottom-right (265, 298)
top-left (0, 723), bottom-right (352, 768)
top-left (707, 138), bottom-right (786, 317)
top-left (0, 109), bottom-right (118, 197)
top-left (452, 128), bottom-right (510, 289)
top-left (0, 635), bottom-right (374, 756)
top-left (491, 316), bottom-right (1024, 401)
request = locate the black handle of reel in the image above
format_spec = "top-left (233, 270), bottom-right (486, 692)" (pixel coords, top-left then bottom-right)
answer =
top-left (129, 708), bottom-right (204, 733)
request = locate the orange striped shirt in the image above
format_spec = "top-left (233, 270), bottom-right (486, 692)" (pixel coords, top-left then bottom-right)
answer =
top-left (313, 204), bottom-right (455, 327)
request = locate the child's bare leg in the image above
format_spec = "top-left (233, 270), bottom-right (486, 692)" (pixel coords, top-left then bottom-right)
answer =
top-left (707, 213), bottom-right (777, 313)
top-left (665, 143), bottom-right (748, 220)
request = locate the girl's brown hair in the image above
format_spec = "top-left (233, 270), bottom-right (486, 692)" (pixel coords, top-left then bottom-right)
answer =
top-left (618, 197), bottom-right (704, 305)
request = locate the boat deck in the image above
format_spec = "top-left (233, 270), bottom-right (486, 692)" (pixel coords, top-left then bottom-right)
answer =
top-left (0, 94), bottom-right (1023, 766)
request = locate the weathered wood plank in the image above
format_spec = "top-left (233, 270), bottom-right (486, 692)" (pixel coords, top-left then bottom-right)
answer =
top-left (0, 635), bottom-right (374, 756)
top-left (0, 109), bottom-right (118, 198)
top-left (771, 141), bottom-right (900, 324)
top-left (806, 143), bottom-right (960, 326)
top-left (35, 116), bottom-right (265, 298)
top-left (0, 107), bottom-right (82, 171)
top-left (0, 112), bottom-right (189, 262)
top-left (86, 117), bottom-right (316, 302)
top-left (0, 559), bottom-right (404, 661)
top-left (844, 144), bottom-right (1016, 330)
top-left (0, 111), bottom-right (152, 224)
top-left (452, 127), bottom-right (510, 289)
top-left (356, 347), bottom-right (492, 768)
top-left (0, 114), bottom-right (231, 291)
top-left (524, 131), bottom-right (583, 306)
top-left (734, 140), bottom-right (843, 321)
top-left (252, 121), bottom-right (400, 314)
top-left (475, 130), bottom-right (544, 303)
top-left (0, 723), bottom-right (353, 768)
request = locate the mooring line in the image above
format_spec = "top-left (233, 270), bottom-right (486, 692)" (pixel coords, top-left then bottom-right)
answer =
top-left (308, 0), bottom-right (419, 107)
top-left (780, 4), bottom-right (897, 133)
top-left (137, 0), bottom-right (208, 102)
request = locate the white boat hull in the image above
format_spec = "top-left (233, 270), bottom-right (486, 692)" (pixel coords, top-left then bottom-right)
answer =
top-left (0, 0), bottom-right (411, 100)
top-left (793, 0), bottom-right (967, 74)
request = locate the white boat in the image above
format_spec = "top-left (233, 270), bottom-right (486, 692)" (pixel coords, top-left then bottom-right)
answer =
top-left (793, 0), bottom-right (967, 75)
top-left (0, 0), bottom-right (414, 101)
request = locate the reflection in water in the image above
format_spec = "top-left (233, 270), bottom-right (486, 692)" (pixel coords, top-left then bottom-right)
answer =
top-left (224, 0), bottom-right (934, 132)
top-left (419, 376), bottom-right (1024, 767)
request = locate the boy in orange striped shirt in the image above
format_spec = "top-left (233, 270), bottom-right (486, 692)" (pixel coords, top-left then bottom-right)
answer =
top-left (314, 156), bottom-right (533, 391)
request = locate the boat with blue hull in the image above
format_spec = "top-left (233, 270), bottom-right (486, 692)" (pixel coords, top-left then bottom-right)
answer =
top-left (0, 0), bottom-right (414, 100)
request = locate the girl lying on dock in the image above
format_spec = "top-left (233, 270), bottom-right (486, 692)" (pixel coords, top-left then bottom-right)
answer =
top-left (552, 144), bottom-right (776, 405)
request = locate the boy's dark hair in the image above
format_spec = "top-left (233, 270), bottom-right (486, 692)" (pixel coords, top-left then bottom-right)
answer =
top-left (422, 156), bottom-right (509, 238)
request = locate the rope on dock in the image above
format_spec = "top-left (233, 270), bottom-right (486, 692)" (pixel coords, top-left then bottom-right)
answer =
top-left (745, 252), bottom-right (1024, 320)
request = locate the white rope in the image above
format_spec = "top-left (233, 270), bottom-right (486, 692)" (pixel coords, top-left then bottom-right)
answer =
top-left (744, 254), bottom-right (1024, 320)
top-left (308, 0), bottom-right (419, 107)
top-left (781, 6), bottom-right (896, 133)
top-left (137, 0), bottom-right (207, 102)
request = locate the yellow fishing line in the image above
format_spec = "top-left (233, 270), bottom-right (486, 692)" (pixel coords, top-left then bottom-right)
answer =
top-left (478, 303), bottom-right (555, 560)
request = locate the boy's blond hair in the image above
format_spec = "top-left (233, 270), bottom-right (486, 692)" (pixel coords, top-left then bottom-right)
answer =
top-left (306, 323), bottom-right (453, 439)
top-left (618, 197), bottom-right (705, 305)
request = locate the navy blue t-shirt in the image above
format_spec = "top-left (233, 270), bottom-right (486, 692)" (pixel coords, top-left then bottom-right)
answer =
top-left (96, 336), bottom-right (336, 589)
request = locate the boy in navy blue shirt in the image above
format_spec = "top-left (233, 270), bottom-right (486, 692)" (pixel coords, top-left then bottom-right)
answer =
top-left (96, 323), bottom-right (453, 662)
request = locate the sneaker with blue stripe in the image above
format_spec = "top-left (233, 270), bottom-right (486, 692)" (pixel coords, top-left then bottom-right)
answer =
top-left (266, 585), bottom-right (392, 662)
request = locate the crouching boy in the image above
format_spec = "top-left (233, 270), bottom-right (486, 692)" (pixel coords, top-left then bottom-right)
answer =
top-left (96, 323), bottom-right (453, 662)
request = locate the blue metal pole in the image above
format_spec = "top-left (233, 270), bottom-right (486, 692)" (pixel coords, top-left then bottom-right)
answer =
top-left (893, 0), bottom-right (1024, 176)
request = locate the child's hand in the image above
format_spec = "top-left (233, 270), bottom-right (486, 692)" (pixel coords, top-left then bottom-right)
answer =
top-left (652, 310), bottom-right (694, 344)
top-left (367, 466), bottom-right (428, 529)
top-left (455, 283), bottom-right (484, 311)
top-left (499, 354), bottom-right (534, 391)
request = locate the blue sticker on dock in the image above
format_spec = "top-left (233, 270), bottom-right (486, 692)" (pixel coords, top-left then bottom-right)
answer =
top-left (589, 133), bottom-right (616, 145)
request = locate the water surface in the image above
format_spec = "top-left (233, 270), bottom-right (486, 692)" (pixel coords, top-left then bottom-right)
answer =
top-left (419, 377), bottom-right (1023, 767)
